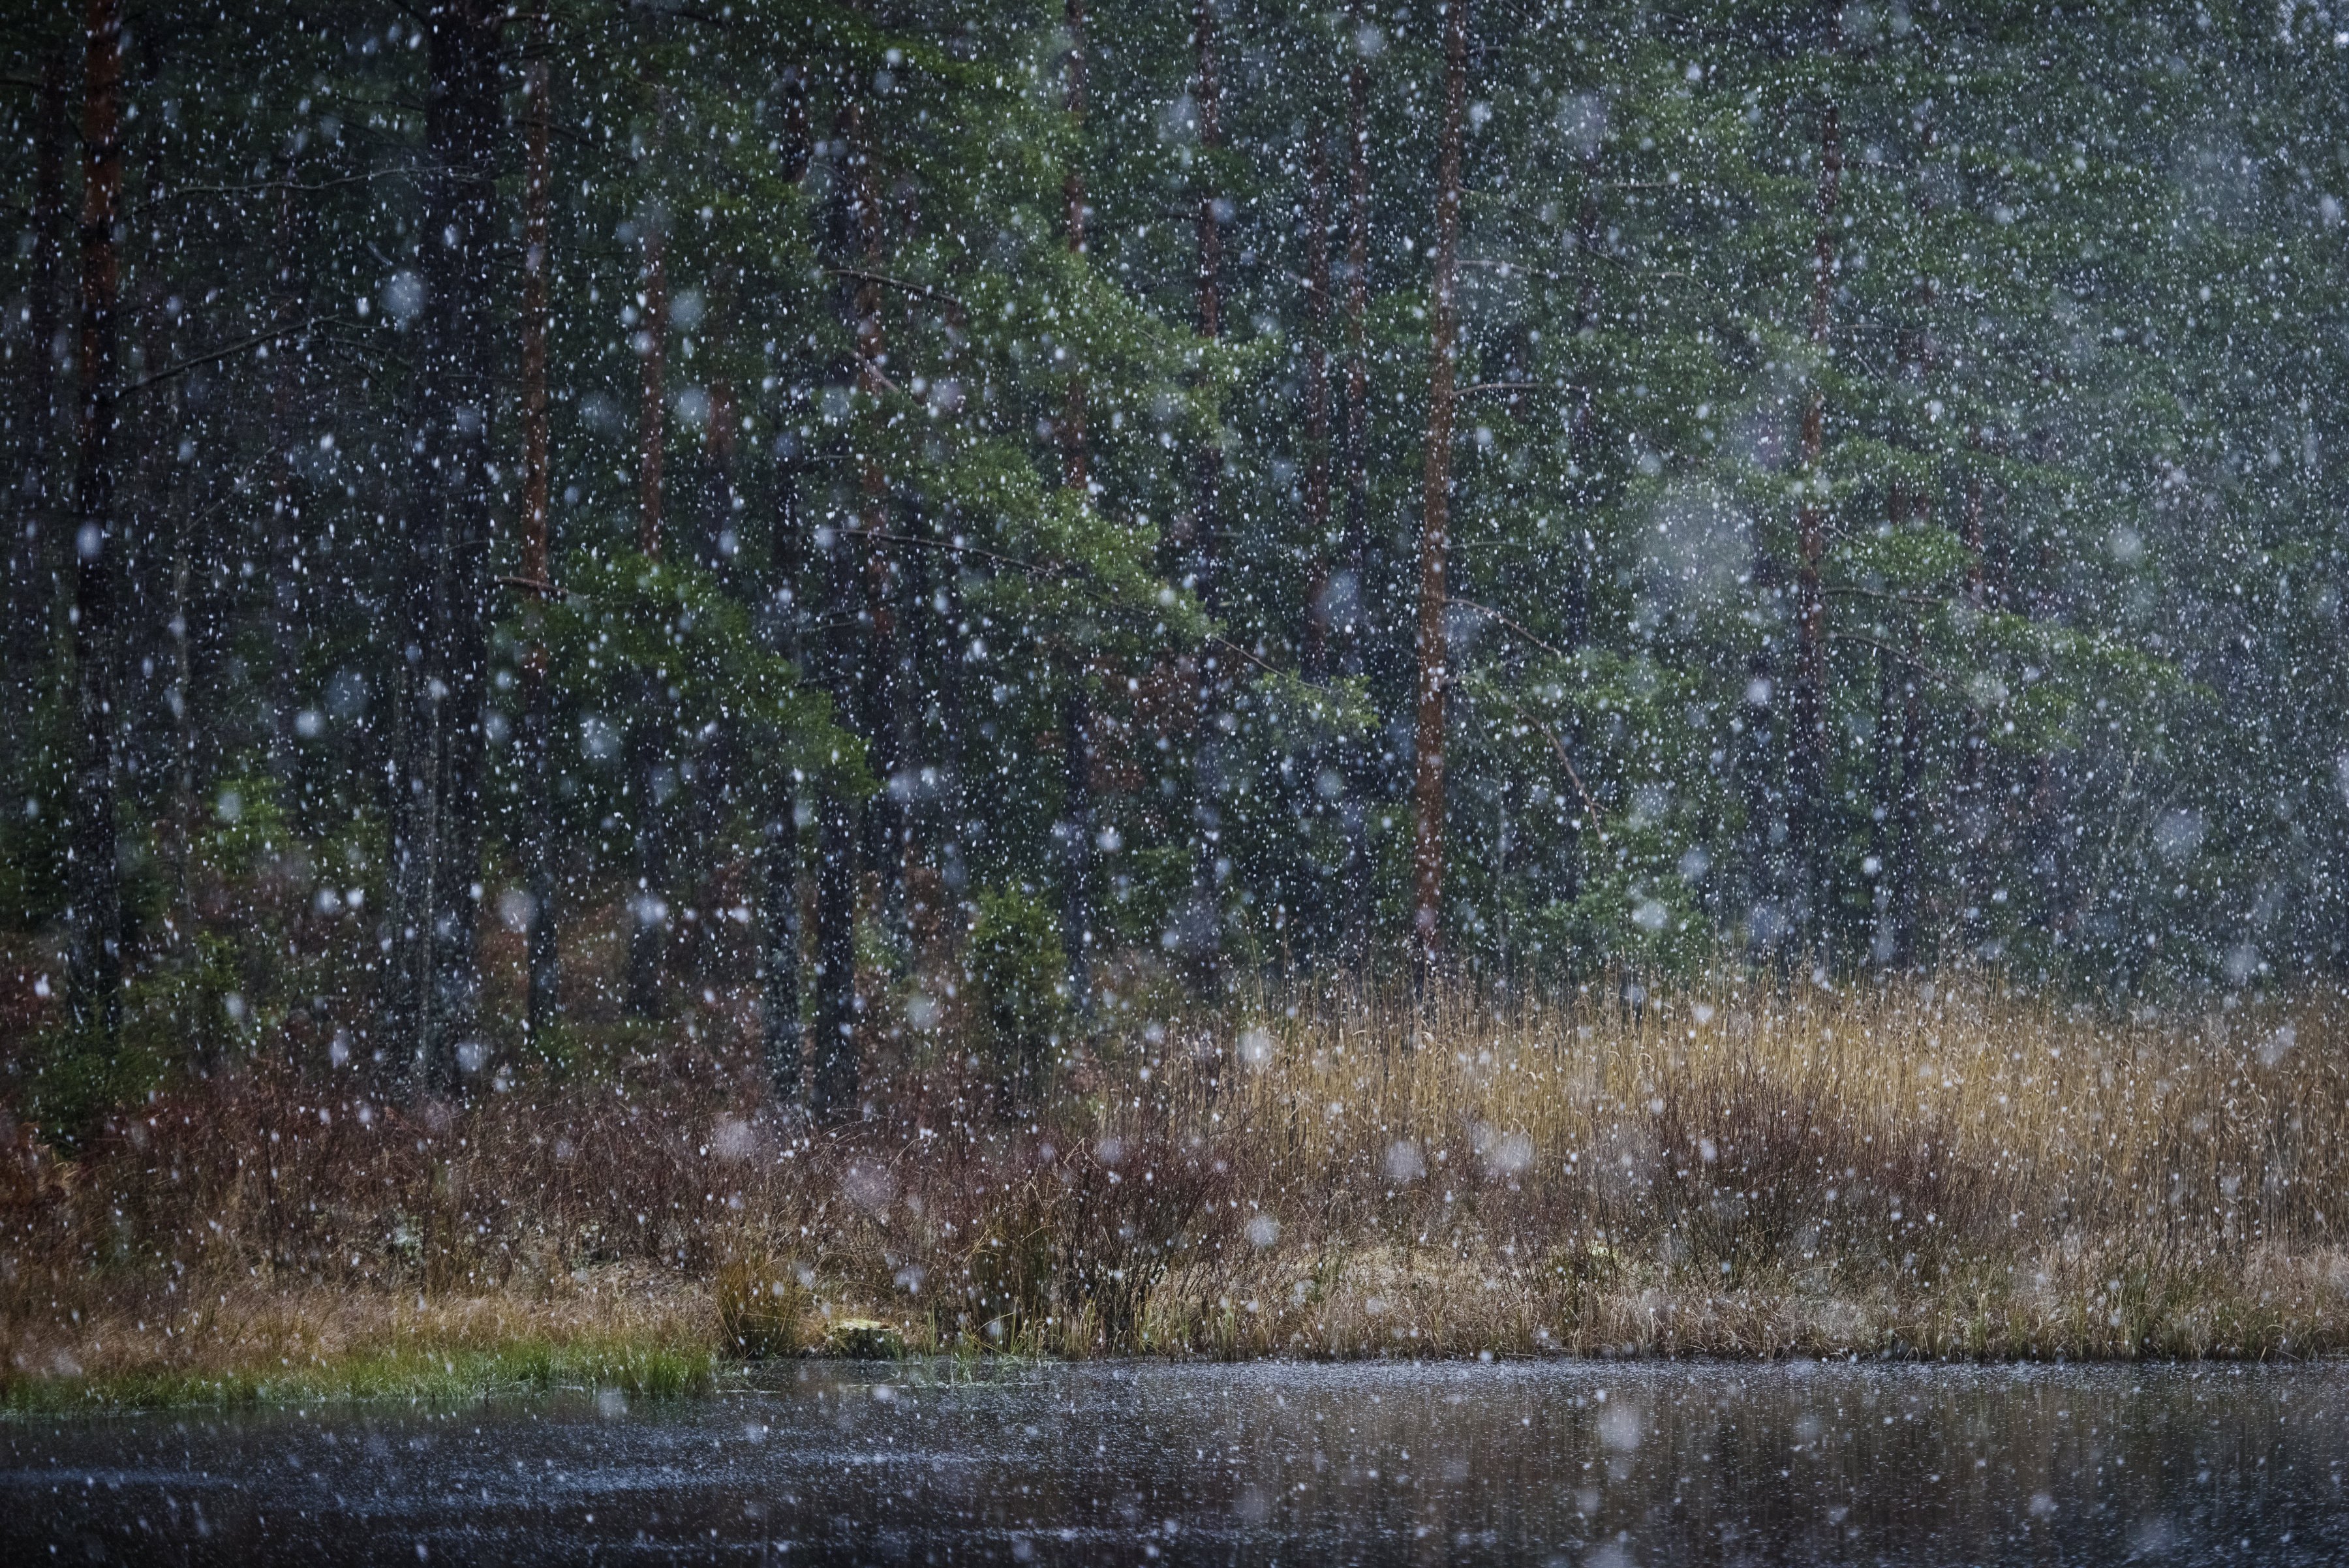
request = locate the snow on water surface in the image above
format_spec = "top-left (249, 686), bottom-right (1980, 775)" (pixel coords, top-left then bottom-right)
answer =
top-left (8, 1359), bottom-right (2347, 1565)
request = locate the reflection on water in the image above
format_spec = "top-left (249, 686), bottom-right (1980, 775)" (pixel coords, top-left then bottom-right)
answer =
top-left (7, 1359), bottom-right (2347, 1563)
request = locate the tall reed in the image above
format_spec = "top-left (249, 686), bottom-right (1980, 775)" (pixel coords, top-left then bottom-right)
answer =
top-left (7, 970), bottom-right (2348, 1404)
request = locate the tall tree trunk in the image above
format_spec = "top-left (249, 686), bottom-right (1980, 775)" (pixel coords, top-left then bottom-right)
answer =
top-left (626, 168), bottom-right (669, 1020)
top-left (118, 20), bottom-right (171, 836)
top-left (1737, 636), bottom-right (1782, 950)
top-left (930, 499), bottom-right (970, 939)
top-left (1301, 122), bottom-right (1337, 966)
top-left (1890, 622), bottom-right (1927, 967)
top-left (65, 0), bottom-right (126, 1053)
top-left (384, 0), bottom-right (501, 1098)
top-left (808, 100), bottom-right (882, 1123)
top-left (129, 136), bottom-right (188, 943)
top-left (1867, 638), bottom-right (1897, 959)
top-left (811, 501), bottom-right (863, 1122)
top-left (701, 286), bottom-right (739, 577)
top-left (688, 290), bottom-right (743, 990)
top-left (625, 701), bottom-right (669, 1020)
top-left (763, 55), bottom-right (821, 1097)
top-left (10, 56), bottom-right (69, 785)
top-left (1061, 0), bottom-right (1089, 499)
top-left (517, 33), bottom-right (560, 1039)
top-left (1184, 0), bottom-right (1226, 987)
top-left (780, 63), bottom-right (810, 182)
top-left (1408, 0), bottom-right (1469, 982)
top-left (1862, 480), bottom-right (1910, 962)
top-left (1957, 457), bottom-right (1989, 951)
top-left (1058, 0), bottom-right (1095, 1012)
top-left (761, 451), bottom-right (805, 1107)
top-left (1787, 100), bottom-right (1839, 949)
top-left (266, 156), bottom-right (305, 774)
top-left (1192, 1), bottom-right (1223, 350)
top-left (1565, 141), bottom-right (1603, 653)
top-left (759, 80), bottom-right (814, 1109)
top-left (840, 100), bottom-right (911, 975)
top-left (1058, 677), bottom-right (1093, 1013)
top-left (859, 397), bottom-right (910, 974)
top-left (1882, 146), bottom-right (1939, 974)
top-left (637, 224), bottom-right (667, 561)
top-left (1337, 8), bottom-right (1374, 974)
top-left (1302, 129), bottom-right (1332, 683)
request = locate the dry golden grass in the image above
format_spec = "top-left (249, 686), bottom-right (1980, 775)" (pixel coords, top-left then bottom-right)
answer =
top-left (5, 1267), bottom-right (708, 1384)
top-left (7, 970), bottom-right (2349, 1406)
top-left (1148, 971), bottom-right (2349, 1360)
top-left (1194, 974), bottom-right (2347, 1255)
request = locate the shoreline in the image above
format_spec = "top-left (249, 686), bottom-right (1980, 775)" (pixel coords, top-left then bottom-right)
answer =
top-left (15, 1333), bottom-right (2344, 1419)
top-left (11, 977), bottom-right (2349, 1413)
top-left (12, 1241), bottom-right (2346, 1415)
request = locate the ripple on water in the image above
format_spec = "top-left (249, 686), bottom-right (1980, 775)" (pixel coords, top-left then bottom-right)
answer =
top-left (7, 1359), bottom-right (2347, 1564)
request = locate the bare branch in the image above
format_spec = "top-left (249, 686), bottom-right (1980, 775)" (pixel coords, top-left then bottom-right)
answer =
top-left (824, 267), bottom-right (969, 316)
top-left (125, 317), bottom-right (324, 395)
top-left (1445, 594), bottom-right (1574, 663)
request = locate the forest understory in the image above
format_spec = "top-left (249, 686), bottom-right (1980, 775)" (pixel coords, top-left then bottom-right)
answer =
top-left (15, 0), bottom-right (2349, 1424)
top-left (8, 970), bottom-right (2348, 1412)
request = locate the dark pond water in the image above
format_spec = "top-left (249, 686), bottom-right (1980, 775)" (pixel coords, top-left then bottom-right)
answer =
top-left (7, 1359), bottom-right (2348, 1564)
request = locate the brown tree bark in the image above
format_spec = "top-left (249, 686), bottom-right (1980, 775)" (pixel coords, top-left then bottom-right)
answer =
top-left (811, 508), bottom-right (863, 1121)
top-left (1787, 100), bottom-right (1839, 943)
top-left (1300, 114), bottom-right (1341, 966)
top-left (1193, 1), bottom-right (1223, 351)
top-left (266, 156), bottom-right (305, 773)
top-left (1408, 0), bottom-right (1469, 981)
top-left (845, 104), bottom-right (912, 975)
top-left (517, 33), bottom-right (560, 1039)
top-left (761, 68), bottom-right (816, 1109)
top-left (1881, 138), bottom-right (1939, 971)
top-left (1956, 453), bottom-right (1990, 950)
top-left (808, 96), bottom-right (886, 1122)
top-left (1890, 623), bottom-right (1927, 966)
top-left (699, 264), bottom-right (741, 579)
top-left (1302, 128), bottom-right (1333, 683)
top-left (1563, 140), bottom-right (1603, 653)
top-left (779, 62), bottom-right (811, 180)
top-left (687, 292), bottom-right (744, 990)
top-left (65, 0), bottom-right (125, 1052)
top-left (1061, 0), bottom-right (1090, 497)
top-left (1183, 0), bottom-right (1227, 985)
top-left (623, 82), bottom-right (672, 1022)
top-left (761, 446), bottom-right (806, 1108)
top-left (625, 207), bottom-right (669, 1021)
top-left (1337, 6), bottom-right (1374, 973)
top-left (384, 0), bottom-right (502, 1096)
top-left (637, 226), bottom-right (668, 561)
top-left (1058, 0), bottom-right (1095, 1013)
top-left (8, 55), bottom-right (68, 808)
top-left (127, 113), bottom-right (189, 943)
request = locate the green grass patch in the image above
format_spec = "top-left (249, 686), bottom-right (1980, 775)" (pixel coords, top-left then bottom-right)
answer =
top-left (1, 1338), bottom-right (716, 1417)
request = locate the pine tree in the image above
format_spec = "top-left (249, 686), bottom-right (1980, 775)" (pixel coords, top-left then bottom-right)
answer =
top-left (1409, 0), bottom-right (1469, 979)
top-left (383, 0), bottom-right (502, 1097)
top-left (64, 0), bottom-right (126, 1059)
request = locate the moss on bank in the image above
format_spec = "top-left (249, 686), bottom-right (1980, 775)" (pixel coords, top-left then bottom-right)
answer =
top-left (9, 1238), bottom-right (2343, 1415)
top-left (5, 1337), bottom-right (714, 1415)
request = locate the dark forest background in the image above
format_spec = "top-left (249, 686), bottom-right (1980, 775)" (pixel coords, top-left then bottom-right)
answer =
top-left (7, 0), bottom-right (2349, 1136)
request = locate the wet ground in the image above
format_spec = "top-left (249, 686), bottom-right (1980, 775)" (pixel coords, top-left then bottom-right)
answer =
top-left (7, 1357), bottom-right (2348, 1563)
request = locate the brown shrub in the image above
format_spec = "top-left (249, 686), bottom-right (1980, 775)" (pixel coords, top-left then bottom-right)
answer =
top-left (9, 970), bottom-right (2349, 1381)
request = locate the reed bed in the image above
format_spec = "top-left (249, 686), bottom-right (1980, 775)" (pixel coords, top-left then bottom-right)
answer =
top-left (7, 972), bottom-right (2349, 1407)
top-left (1144, 972), bottom-right (2349, 1361)
top-left (1196, 972), bottom-right (2348, 1265)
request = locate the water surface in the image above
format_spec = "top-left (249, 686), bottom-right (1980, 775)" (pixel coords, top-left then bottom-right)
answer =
top-left (8, 1359), bottom-right (2346, 1563)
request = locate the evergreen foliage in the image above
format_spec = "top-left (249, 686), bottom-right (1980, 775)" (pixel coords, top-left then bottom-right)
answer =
top-left (5, 0), bottom-right (2348, 1120)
